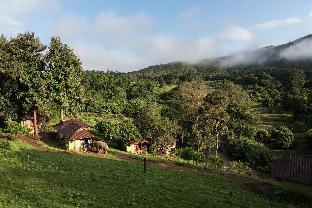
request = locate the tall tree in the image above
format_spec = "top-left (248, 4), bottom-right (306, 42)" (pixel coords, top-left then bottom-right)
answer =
top-left (172, 79), bottom-right (209, 145)
top-left (45, 37), bottom-right (84, 121)
top-left (193, 81), bottom-right (253, 155)
top-left (0, 33), bottom-right (46, 138)
top-left (0, 35), bottom-right (17, 117)
top-left (193, 91), bottom-right (230, 154)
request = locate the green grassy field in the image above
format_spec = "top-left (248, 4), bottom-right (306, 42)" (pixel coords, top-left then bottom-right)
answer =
top-left (0, 138), bottom-right (309, 208)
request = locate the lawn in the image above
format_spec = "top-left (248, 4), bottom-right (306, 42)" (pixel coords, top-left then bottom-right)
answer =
top-left (0, 139), bottom-right (307, 208)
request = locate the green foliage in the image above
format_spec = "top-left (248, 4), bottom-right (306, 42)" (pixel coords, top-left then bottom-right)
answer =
top-left (270, 126), bottom-right (294, 149)
top-left (127, 79), bottom-right (159, 101)
top-left (95, 119), bottom-right (141, 148)
top-left (4, 120), bottom-right (29, 135)
top-left (209, 155), bottom-right (224, 169)
top-left (255, 129), bottom-right (271, 144)
top-left (228, 161), bottom-right (252, 175)
top-left (232, 121), bottom-right (257, 138)
top-left (0, 139), bottom-right (10, 150)
top-left (85, 99), bottom-right (126, 114)
top-left (228, 136), bottom-right (272, 168)
top-left (176, 147), bottom-right (205, 163)
top-left (44, 36), bottom-right (85, 117)
top-left (0, 33), bottom-right (47, 117)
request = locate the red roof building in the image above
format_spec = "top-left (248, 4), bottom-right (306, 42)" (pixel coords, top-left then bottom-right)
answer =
top-left (54, 119), bottom-right (94, 151)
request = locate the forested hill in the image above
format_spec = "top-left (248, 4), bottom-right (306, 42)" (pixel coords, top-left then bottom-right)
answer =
top-left (129, 34), bottom-right (312, 84)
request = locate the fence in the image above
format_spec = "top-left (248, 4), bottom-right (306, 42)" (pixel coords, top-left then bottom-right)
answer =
top-left (272, 153), bottom-right (312, 186)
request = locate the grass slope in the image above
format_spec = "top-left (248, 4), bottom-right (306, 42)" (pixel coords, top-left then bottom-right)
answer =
top-left (0, 139), bottom-right (304, 208)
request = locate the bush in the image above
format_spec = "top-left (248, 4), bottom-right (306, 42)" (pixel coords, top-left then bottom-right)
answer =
top-left (4, 120), bottom-right (29, 135)
top-left (177, 147), bottom-right (205, 163)
top-left (232, 121), bottom-right (257, 138)
top-left (270, 126), bottom-right (294, 149)
top-left (229, 161), bottom-right (252, 175)
top-left (255, 129), bottom-right (270, 144)
top-left (95, 119), bottom-right (141, 148)
top-left (228, 136), bottom-right (272, 168)
top-left (209, 155), bottom-right (224, 169)
top-left (0, 140), bottom-right (11, 150)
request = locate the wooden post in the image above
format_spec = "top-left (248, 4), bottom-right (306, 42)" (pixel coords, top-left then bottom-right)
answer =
top-left (33, 110), bottom-right (38, 139)
top-left (144, 158), bottom-right (147, 173)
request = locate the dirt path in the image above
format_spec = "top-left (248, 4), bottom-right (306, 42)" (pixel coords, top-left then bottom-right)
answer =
top-left (16, 135), bottom-right (48, 152)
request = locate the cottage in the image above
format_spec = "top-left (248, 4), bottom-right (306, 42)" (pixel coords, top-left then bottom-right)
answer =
top-left (20, 113), bottom-right (44, 135)
top-left (126, 140), bottom-right (149, 154)
top-left (53, 119), bottom-right (95, 152)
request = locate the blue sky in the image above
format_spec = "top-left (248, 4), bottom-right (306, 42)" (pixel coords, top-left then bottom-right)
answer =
top-left (1, 0), bottom-right (312, 71)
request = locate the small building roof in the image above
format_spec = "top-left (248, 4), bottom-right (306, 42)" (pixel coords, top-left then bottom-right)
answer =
top-left (71, 129), bottom-right (94, 140)
top-left (53, 119), bottom-right (93, 140)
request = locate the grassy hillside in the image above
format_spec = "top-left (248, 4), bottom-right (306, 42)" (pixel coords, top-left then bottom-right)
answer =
top-left (0, 138), bottom-right (309, 208)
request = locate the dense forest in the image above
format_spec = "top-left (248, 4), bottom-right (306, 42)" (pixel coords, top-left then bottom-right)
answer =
top-left (1, 32), bottom-right (312, 170)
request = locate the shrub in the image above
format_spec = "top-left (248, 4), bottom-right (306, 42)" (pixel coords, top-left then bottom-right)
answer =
top-left (178, 147), bottom-right (195, 161)
top-left (193, 151), bottom-right (205, 163)
top-left (4, 120), bottom-right (29, 136)
top-left (232, 121), bottom-right (257, 138)
top-left (229, 161), bottom-right (252, 175)
top-left (95, 119), bottom-right (141, 148)
top-left (177, 147), bottom-right (205, 163)
top-left (228, 136), bottom-right (272, 168)
top-left (0, 140), bottom-right (11, 150)
top-left (255, 129), bottom-right (270, 144)
top-left (209, 155), bottom-right (224, 169)
top-left (270, 126), bottom-right (294, 149)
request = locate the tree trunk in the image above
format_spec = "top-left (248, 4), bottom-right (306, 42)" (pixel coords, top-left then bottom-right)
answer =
top-left (33, 110), bottom-right (38, 139)
top-left (215, 138), bottom-right (219, 157)
top-left (60, 108), bottom-right (64, 122)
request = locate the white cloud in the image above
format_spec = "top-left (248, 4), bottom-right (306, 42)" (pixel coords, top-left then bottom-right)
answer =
top-left (74, 35), bottom-right (217, 71)
top-left (279, 38), bottom-right (312, 60)
top-left (0, 0), bottom-right (56, 35)
top-left (135, 35), bottom-right (217, 65)
top-left (223, 26), bottom-right (253, 41)
top-left (254, 17), bottom-right (302, 29)
top-left (180, 7), bottom-right (201, 19)
top-left (0, 0), bottom-right (44, 12)
top-left (55, 10), bottom-right (218, 71)
top-left (0, 15), bottom-right (23, 34)
top-left (93, 10), bottom-right (153, 47)
top-left (75, 44), bottom-right (143, 71)
top-left (57, 10), bottom-right (153, 47)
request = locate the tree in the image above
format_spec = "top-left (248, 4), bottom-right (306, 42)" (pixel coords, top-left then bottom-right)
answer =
top-left (193, 90), bottom-right (230, 155)
top-left (0, 33), bottom-right (46, 138)
top-left (192, 81), bottom-right (253, 156)
top-left (133, 102), bottom-right (162, 142)
top-left (172, 79), bottom-right (209, 145)
top-left (44, 37), bottom-right (84, 120)
top-left (173, 79), bottom-right (208, 121)
top-left (271, 126), bottom-right (294, 149)
top-left (0, 35), bottom-right (18, 118)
